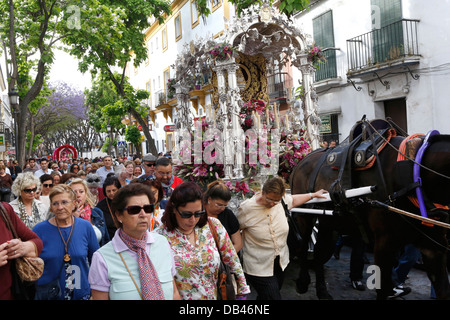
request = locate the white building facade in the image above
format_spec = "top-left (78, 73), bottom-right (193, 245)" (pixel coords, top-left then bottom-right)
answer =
top-left (128, 0), bottom-right (236, 154)
top-left (292, 0), bottom-right (450, 143)
top-left (129, 0), bottom-right (450, 153)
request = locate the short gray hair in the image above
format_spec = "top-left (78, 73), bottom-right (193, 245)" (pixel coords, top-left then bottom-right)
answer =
top-left (12, 172), bottom-right (41, 197)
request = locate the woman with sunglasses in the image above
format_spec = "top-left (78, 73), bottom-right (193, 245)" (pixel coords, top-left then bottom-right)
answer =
top-left (10, 172), bottom-right (49, 229)
top-left (33, 184), bottom-right (99, 300)
top-left (237, 176), bottom-right (327, 300)
top-left (156, 181), bottom-right (250, 300)
top-left (89, 183), bottom-right (180, 300)
top-left (204, 180), bottom-right (243, 253)
top-left (39, 174), bottom-right (54, 208)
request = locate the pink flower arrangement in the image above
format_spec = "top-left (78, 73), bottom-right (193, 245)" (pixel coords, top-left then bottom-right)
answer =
top-left (173, 119), bottom-right (225, 189)
top-left (240, 99), bottom-right (274, 131)
top-left (208, 42), bottom-right (235, 61)
top-left (307, 45), bottom-right (326, 68)
top-left (224, 180), bottom-right (254, 199)
top-left (278, 130), bottom-right (311, 181)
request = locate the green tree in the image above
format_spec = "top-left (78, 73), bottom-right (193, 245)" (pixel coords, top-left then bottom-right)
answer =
top-left (0, 0), bottom-right (67, 165)
top-left (124, 126), bottom-right (142, 157)
top-left (196, 0), bottom-right (310, 18)
top-left (60, 0), bottom-right (170, 156)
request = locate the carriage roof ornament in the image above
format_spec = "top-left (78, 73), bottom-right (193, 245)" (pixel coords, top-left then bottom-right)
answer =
top-left (413, 129), bottom-right (440, 220)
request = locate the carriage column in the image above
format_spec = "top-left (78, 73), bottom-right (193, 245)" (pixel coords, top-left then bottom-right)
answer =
top-left (213, 57), bottom-right (244, 180)
top-left (299, 56), bottom-right (321, 150)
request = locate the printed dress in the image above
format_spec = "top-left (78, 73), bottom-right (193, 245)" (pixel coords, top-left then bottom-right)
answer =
top-left (156, 217), bottom-right (250, 300)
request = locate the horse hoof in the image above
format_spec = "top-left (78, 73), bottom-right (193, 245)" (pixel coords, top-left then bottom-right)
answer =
top-left (317, 291), bottom-right (333, 300)
top-left (296, 277), bottom-right (310, 294)
top-left (317, 284), bottom-right (333, 300)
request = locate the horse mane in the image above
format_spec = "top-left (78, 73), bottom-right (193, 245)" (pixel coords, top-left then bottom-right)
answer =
top-left (428, 134), bottom-right (450, 143)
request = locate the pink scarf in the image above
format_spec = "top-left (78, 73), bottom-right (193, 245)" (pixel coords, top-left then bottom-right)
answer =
top-left (119, 229), bottom-right (165, 300)
top-left (79, 204), bottom-right (92, 221)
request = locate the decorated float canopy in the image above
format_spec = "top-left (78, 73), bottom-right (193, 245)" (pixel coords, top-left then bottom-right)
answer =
top-left (53, 144), bottom-right (78, 162)
top-left (171, 2), bottom-right (323, 182)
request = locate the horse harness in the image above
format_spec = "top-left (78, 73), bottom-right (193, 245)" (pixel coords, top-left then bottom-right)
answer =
top-left (306, 117), bottom-right (449, 233)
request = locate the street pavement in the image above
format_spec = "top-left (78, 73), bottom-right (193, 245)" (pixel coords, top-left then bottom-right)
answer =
top-left (247, 244), bottom-right (436, 300)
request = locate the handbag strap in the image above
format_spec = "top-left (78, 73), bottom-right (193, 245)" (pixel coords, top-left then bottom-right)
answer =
top-left (207, 218), bottom-right (223, 260)
top-left (0, 203), bottom-right (18, 239)
top-left (118, 252), bottom-right (143, 300)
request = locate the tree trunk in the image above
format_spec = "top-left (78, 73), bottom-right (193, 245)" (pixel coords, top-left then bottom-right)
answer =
top-left (127, 108), bottom-right (157, 156)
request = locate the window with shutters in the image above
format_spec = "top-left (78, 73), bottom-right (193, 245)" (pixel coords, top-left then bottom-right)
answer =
top-left (371, 0), bottom-right (403, 63)
top-left (312, 10), bottom-right (337, 82)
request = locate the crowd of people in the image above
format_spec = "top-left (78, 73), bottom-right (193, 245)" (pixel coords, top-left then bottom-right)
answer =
top-left (0, 152), bottom-right (329, 300)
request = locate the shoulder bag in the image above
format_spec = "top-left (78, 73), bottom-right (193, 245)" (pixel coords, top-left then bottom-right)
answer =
top-left (0, 203), bottom-right (44, 300)
top-left (207, 218), bottom-right (236, 300)
top-left (0, 203), bottom-right (44, 282)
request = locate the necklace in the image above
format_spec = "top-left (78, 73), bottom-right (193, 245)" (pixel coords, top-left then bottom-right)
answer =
top-left (56, 216), bottom-right (75, 262)
top-left (18, 198), bottom-right (40, 229)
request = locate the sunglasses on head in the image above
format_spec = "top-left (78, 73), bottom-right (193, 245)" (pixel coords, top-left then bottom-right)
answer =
top-left (138, 175), bottom-right (156, 182)
top-left (124, 204), bottom-right (154, 215)
top-left (23, 187), bottom-right (38, 194)
top-left (176, 208), bottom-right (206, 219)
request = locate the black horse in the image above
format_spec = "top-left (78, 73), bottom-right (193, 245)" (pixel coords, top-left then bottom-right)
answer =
top-left (290, 120), bottom-right (450, 299)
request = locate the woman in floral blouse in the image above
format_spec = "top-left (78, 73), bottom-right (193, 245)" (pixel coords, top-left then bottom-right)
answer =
top-left (156, 181), bottom-right (250, 300)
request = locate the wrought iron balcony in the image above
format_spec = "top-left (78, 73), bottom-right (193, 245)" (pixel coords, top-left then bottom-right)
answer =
top-left (347, 19), bottom-right (420, 74)
top-left (268, 72), bottom-right (293, 100)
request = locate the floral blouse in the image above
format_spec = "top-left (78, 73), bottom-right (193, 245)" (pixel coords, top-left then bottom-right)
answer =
top-left (155, 217), bottom-right (250, 300)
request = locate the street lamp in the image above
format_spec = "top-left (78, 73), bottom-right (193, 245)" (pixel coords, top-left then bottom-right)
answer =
top-left (8, 89), bottom-right (19, 161)
top-left (8, 89), bottom-right (19, 106)
top-left (107, 123), bottom-right (112, 156)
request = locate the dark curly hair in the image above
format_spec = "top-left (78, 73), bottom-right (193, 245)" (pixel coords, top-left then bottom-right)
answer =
top-left (161, 181), bottom-right (206, 231)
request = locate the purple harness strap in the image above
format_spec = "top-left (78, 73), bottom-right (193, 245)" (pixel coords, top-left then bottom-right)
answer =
top-left (413, 130), bottom-right (440, 219)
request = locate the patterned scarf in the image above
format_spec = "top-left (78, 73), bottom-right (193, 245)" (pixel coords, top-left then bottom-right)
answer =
top-left (119, 229), bottom-right (165, 300)
top-left (79, 204), bottom-right (91, 221)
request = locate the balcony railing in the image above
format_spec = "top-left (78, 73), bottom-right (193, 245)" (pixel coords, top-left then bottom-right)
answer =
top-left (347, 19), bottom-right (420, 73)
top-left (268, 72), bottom-right (293, 100)
top-left (154, 90), bottom-right (167, 107)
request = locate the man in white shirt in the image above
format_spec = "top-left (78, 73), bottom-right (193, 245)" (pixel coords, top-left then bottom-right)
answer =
top-left (96, 155), bottom-right (115, 184)
top-left (34, 158), bottom-right (52, 178)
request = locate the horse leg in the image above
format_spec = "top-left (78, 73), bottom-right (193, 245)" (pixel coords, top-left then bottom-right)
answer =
top-left (295, 216), bottom-right (314, 294)
top-left (372, 234), bottom-right (399, 299)
top-left (312, 221), bottom-right (336, 300)
top-left (421, 246), bottom-right (450, 299)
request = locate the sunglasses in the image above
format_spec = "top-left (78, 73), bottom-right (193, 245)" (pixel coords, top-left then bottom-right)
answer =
top-left (138, 175), bottom-right (156, 183)
top-left (143, 162), bottom-right (155, 167)
top-left (176, 208), bottom-right (206, 219)
top-left (87, 177), bottom-right (101, 183)
top-left (43, 183), bottom-right (53, 188)
top-left (23, 187), bottom-right (38, 194)
top-left (124, 204), bottom-right (155, 215)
